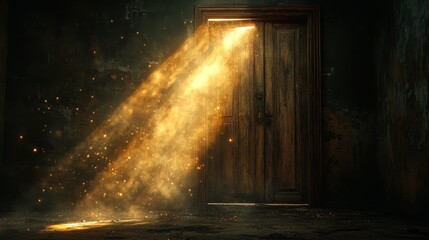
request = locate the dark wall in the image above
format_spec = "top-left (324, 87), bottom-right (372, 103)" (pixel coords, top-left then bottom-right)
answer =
top-left (1, 0), bottom-right (379, 210)
top-left (319, 0), bottom-right (377, 208)
top-left (1, 0), bottom-right (194, 210)
top-left (0, 0), bottom-right (6, 168)
top-left (376, 0), bottom-right (429, 217)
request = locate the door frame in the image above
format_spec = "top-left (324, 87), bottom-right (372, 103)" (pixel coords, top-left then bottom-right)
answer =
top-left (194, 4), bottom-right (321, 208)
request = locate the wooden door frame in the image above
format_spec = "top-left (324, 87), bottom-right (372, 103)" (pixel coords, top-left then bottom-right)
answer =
top-left (194, 4), bottom-right (321, 208)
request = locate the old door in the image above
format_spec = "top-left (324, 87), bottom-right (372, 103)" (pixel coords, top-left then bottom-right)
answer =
top-left (206, 20), bottom-right (308, 204)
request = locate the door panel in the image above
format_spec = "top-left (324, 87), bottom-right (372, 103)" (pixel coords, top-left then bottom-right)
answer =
top-left (266, 23), bottom-right (307, 203)
top-left (207, 21), bottom-right (307, 203)
top-left (207, 21), bottom-right (260, 202)
top-left (275, 26), bottom-right (297, 192)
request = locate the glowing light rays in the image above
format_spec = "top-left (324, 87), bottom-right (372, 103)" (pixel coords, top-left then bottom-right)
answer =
top-left (41, 23), bottom-right (255, 220)
top-left (43, 219), bottom-right (146, 232)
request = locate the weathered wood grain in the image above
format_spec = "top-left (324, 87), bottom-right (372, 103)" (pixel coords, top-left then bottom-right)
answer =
top-left (200, 5), bottom-right (320, 206)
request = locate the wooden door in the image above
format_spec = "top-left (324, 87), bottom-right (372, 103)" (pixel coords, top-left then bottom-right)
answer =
top-left (264, 22), bottom-right (308, 203)
top-left (206, 20), bottom-right (308, 203)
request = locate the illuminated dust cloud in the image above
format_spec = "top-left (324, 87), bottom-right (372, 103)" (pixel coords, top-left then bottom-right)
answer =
top-left (33, 22), bottom-right (256, 219)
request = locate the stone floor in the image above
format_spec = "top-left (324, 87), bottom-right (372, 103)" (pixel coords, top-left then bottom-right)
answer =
top-left (1, 206), bottom-right (428, 239)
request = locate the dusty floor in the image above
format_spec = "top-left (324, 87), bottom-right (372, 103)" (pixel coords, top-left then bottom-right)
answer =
top-left (1, 206), bottom-right (428, 239)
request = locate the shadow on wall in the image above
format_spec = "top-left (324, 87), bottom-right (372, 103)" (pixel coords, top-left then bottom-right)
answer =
top-left (0, 0), bottom-right (6, 168)
top-left (376, 0), bottom-right (429, 218)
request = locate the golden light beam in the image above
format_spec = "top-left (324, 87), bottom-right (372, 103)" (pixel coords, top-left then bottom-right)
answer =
top-left (43, 219), bottom-right (146, 232)
top-left (42, 23), bottom-right (256, 222)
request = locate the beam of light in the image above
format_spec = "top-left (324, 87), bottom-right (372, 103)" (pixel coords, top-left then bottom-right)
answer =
top-left (40, 22), bottom-right (256, 225)
top-left (43, 219), bottom-right (146, 232)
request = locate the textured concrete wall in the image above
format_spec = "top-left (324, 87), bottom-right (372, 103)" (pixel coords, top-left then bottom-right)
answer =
top-left (376, 0), bottom-right (429, 217)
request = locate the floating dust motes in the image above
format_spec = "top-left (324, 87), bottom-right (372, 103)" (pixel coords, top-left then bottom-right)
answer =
top-left (32, 22), bottom-right (256, 219)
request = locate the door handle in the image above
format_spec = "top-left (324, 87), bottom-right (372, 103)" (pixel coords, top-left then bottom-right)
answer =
top-left (255, 92), bottom-right (271, 125)
top-left (256, 112), bottom-right (272, 125)
top-left (257, 111), bottom-right (264, 124)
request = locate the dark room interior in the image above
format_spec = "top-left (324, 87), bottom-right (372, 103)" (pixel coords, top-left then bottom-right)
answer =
top-left (0, 0), bottom-right (428, 239)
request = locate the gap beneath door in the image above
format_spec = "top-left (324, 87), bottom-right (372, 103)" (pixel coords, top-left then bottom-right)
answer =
top-left (208, 203), bottom-right (309, 207)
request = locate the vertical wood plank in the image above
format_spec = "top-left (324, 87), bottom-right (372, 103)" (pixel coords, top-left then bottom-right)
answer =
top-left (296, 24), bottom-right (307, 199)
top-left (218, 47), bottom-right (235, 197)
top-left (267, 23), bottom-right (307, 203)
top-left (274, 27), bottom-right (296, 191)
top-left (254, 22), bottom-right (265, 201)
top-left (236, 32), bottom-right (256, 197)
top-left (207, 22), bottom-right (259, 202)
top-left (264, 22), bottom-right (274, 202)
